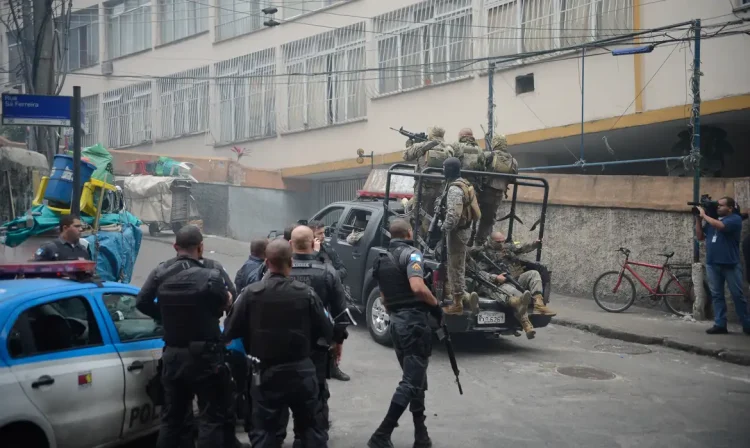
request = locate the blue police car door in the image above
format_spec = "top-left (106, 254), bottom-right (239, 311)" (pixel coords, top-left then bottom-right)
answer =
top-left (95, 288), bottom-right (165, 438)
top-left (5, 290), bottom-right (125, 448)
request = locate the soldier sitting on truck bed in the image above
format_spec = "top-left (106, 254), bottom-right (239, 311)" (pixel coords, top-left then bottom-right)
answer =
top-left (471, 232), bottom-right (556, 317)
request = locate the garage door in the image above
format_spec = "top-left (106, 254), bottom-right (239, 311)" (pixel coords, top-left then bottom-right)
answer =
top-left (318, 177), bottom-right (367, 209)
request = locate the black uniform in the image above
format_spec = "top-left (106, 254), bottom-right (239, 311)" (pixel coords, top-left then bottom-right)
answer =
top-left (223, 273), bottom-right (333, 448)
top-left (369, 238), bottom-right (435, 447)
top-left (277, 253), bottom-right (349, 444)
top-left (34, 238), bottom-right (91, 261)
top-left (136, 255), bottom-right (233, 448)
top-left (317, 241), bottom-right (348, 281)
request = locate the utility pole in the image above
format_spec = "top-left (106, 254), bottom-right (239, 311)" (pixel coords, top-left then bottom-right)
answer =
top-left (486, 62), bottom-right (495, 150)
top-left (32, 0), bottom-right (57, 164)
top-left (691, 20), bottom-right (702, 263)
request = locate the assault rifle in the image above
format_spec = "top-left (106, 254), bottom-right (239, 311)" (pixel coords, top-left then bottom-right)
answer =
top-left (436, 320), bottom-right (463, 395)
top-left (390, 126), bottom-right (428, 143)
top-left (476, 252), bottom-right (525, 292)
top-left (426, 183), bottom-right (449, 251)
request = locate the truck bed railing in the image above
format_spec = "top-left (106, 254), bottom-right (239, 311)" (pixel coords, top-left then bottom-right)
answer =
top-left (382, 163), bottom-right (549, 263)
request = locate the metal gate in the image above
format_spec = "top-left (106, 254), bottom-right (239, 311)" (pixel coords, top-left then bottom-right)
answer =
top-left (318, 177), bottom-right (366, 209)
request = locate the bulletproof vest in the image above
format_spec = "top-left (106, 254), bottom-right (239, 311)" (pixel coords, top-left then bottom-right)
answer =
top-left (247, 278), bottom-right (312, 366)
top-left (423, 141), bottom-right (454, 169)
top-left (156, 258), bottom-right (226, 347)
top-left (289, 258), bottom-right (330, 308)
top-left (451, 178), bottom-right (482, 225)
top-left (458, 142), bottom-right (486, 172)
top-left (376, 245), bottom-right (422, 311)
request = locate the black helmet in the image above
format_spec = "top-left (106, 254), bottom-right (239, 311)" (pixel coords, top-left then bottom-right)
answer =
top-left (443, 157), bottom-right (461, 180)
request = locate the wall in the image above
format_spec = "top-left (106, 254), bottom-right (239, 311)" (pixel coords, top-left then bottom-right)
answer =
top-left (496, 175), bottom-right (750, 322)
top-left (225, 186), bottom-right (316, 242)
top-left (191, 183), bottom-right (229, 236)
top-left (34, 0), bottom-right (748, 171)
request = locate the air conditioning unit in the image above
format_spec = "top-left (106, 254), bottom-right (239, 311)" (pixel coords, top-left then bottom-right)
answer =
top-left (101, 61), bottom-right (114, 76)
top-left (1, 83), bottom-right (24, 95)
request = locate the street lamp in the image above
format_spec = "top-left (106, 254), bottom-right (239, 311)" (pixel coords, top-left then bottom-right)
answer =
top-left (356, 148), bottom-right (374, 170)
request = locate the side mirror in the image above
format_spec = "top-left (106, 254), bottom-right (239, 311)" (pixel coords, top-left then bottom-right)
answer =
top-left (324, 227), bottom-right (333, 238)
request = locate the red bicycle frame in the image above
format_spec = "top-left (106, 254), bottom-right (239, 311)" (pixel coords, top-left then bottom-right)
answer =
top-left (615, 257), bottom-right (689, 297)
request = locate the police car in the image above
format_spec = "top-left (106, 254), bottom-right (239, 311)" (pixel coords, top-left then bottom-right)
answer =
top-left (0, 260), bottom-right (164, 448)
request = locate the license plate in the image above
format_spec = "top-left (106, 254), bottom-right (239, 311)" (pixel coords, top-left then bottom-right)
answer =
top-left (477, 311), bottom-right (506, 325)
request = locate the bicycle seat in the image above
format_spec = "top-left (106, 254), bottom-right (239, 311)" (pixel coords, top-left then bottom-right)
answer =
top-left (659, 251), bottom-right (675, 259)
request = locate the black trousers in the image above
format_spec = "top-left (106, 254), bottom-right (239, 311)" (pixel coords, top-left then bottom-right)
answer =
top-left (156, 346), bottom-right (234, 448)
top-left (278, 351), bottom-right (330, 443)
top-left (743, 234), bottom-right (750, 283)
top-left (249, 358), bottom-right (328, 448)
top-left (226, 350), bottom-right (251, 432)
top-left (389, 309), bottom-right (432, 413)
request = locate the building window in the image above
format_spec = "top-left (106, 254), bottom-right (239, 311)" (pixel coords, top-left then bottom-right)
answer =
top-left (515, 73), bottom-right (534, 94)
top-left (214, 49), bottom-right (276, 144)
top-left (215, 0), bottom-right (262, 42)
top-left (158, 66), bottom-right (209, 140)
top-left (82, 95), bottom-right (100, 147)
top-left (103, 81), bottom-right (153, 148)
top-left (57, 6), bottom-right (100, 71)
top-left (375, 0), bottom-right (473, 95)
top-left (283, 22), bottom-right (366, 132)
top-left (107, 0), bottom-right (152, 59)
top-left (158, 0), bottom-right (209, 45)
top-left (484, 0), bottom-right (633, 64)
top-left (281, 0), bottom-right (346, 19)
top-left (6, 31), bottom-right (24, 84)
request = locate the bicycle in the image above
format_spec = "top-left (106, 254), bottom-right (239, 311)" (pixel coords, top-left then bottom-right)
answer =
top-left (592, 247), bottom-right (695, 315)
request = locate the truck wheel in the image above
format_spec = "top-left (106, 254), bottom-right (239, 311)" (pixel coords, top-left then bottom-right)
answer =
top-left (366, 287), bottom-right (392, 347)
top-left (148, 222), bottom-right (160, 236)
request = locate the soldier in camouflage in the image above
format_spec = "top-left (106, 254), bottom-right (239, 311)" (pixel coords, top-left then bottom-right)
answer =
top-left (439, 157), bottom-right (480, 316)
top-left (403, 126), bottom-right (454, 236)
top-left (477, 232), bottom-right (556, 316)
top-left (475, 134), bottom-right (518, 246)
top-left (466, 255), bottom-right (535, 339)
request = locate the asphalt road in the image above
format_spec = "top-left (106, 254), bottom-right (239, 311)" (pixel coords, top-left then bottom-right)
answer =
top-left (132, 233), bottom-right (750, 448)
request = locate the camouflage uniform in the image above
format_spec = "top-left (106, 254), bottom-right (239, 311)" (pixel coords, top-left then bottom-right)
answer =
top-left (476, 134), bottom-right (518, 245)
top-left (451, 130), bottom-right (484, 191)
top-left (466, 256), bottom-right (535, 338)
top-left (481, 238), bottom-right (556, 316)
top-left (441, 179), bottom-right (480, 316)
top-left (403, 126), bottom-right (453, 236)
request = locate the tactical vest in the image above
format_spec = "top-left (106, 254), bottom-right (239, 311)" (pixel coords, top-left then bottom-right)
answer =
top-left (289, 258), bottom-right (330, 308)
top-left (485, 149), bottom-right (518, 190)
top-left (246, 278), bottom-right (312, 366)
top-left (459, 143), bottom-right (486, 172)
top-left (419, 140), bottom-right (454, 169)
top-left (375, 245), bottom-right (422, 311)
top-left (156, 259), bottom-right (226, 347)
top-left (451, 178), bottom-right (482, 225)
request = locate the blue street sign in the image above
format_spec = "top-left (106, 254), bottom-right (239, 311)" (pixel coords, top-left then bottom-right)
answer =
top-left (1, 93), bottom-right (73, 126)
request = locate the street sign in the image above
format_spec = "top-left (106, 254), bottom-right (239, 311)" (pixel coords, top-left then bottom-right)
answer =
top-left (1, 93), bottom-right (73, 126)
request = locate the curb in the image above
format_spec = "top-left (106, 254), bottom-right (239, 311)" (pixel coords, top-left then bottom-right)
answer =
top-left (552, 317), bottom-right (750, 367)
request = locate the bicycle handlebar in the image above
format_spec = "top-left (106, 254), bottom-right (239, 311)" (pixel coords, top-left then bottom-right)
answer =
top-left (617, 247), bottom-right (631, 256)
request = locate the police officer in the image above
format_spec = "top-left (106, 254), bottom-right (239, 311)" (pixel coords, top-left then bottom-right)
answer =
top-left (34, 214), bottom-right (91, 261)
top-left (277, 225), bottom-right (349, 446)
top-left (136, 225), bottom-right (241, 448)
top-left (367, 218), bottom-right (440, 448)
top-left (309, 219), bottom-right (351, 382)
top-left (222, 239), bottom-right (333, 448)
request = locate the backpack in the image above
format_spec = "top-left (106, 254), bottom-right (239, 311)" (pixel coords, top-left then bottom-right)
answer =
top-left (459, 143), bottom-right (486, 172)
top-left (451, 179), bottom-right (482, 224)
top-left (488, 149), bottom-right (518, 174)
top-left (423, 141), bottom-right (454, 168)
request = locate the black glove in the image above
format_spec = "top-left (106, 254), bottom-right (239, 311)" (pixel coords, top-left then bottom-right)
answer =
top-left (429, 304), bottom-right (443, 322)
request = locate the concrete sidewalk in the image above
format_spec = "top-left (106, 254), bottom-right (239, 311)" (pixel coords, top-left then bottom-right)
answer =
top-left (550, 294), bottom-right (750, 366)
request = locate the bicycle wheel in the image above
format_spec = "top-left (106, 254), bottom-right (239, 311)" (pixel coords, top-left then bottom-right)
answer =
top-left (593, 271), bottom-right (636, 313)
top-left (663, 273), bottom-right (695, 317)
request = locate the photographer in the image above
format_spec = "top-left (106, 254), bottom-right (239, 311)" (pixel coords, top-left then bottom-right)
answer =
top-left (695, 197), bottom-right (750, 335)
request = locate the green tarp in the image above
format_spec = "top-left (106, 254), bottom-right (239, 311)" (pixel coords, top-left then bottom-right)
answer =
top-left (66, 144), bottom-right (115, 185)
top-left (1, 205), bottom-right (141, 248)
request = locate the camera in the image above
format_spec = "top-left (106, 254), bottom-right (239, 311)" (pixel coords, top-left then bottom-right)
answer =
top-left (688, 194), bottom-right (744, 220)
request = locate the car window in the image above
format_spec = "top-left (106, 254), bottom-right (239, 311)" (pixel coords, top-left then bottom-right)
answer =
top-left (313, 206), bottom-right (345, 229)
top-left (103, 293), bottom-right (163, 342)
top-left (8, 296), bottom-right (104, 359)
top-left (338, 209), bottom-right (372, 239)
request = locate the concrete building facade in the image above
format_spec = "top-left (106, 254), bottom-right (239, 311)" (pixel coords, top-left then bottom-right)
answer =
top-left (2, 0), bottom-right (749, 181)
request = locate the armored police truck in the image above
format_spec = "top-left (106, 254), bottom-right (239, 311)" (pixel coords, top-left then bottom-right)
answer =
top-left (305, 165), bottom-right (553, 346)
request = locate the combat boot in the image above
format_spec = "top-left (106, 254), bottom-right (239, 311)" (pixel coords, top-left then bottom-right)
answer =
top-left (413, 413), bottom-right (433, 448)
top-left (467, 292), bottom-right (480, 314)
top-left (442, 293), bottom-right (464, 315)
top-left (533, 294), bottom-right (557, 316)
top-left (368, 402), bottom-right (406, 448)
top-left (509, 291), bottom-right (535, 339)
